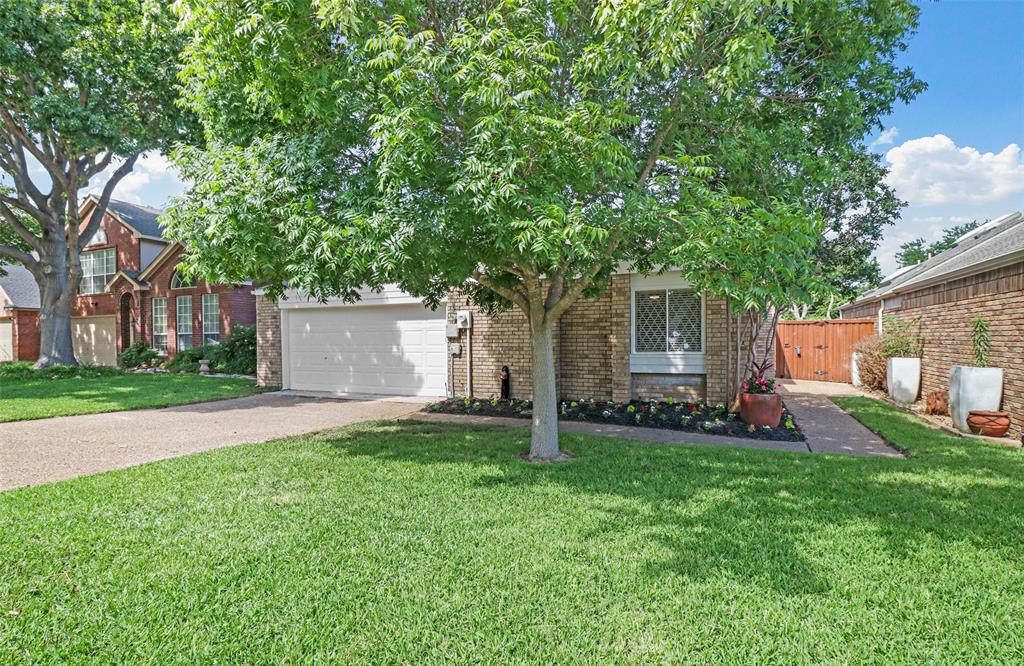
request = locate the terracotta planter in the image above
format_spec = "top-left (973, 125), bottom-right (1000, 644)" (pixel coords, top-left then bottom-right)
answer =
top-left (739, 393), bottom-right (783, 428)
top-left (966, 410), bottom-right (1011, 438)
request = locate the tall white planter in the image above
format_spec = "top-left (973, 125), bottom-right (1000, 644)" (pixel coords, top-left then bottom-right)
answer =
top-left (851, 352), bottom-right (862, 387)
top-left (886, 357), bottom-right (921, 404)
top-left (949, 366), bottom-right (1003, 432)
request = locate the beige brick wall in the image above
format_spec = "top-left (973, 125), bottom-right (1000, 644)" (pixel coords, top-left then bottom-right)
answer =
top-left (256, 278), bottom-right (746, 403)
top-left (887, 261), bottom-right (1024, 437)
top-left (256, 295), bottom-right (282, 388)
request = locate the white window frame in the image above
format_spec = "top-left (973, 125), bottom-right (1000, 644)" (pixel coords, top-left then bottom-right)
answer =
top-left (629, 272), bottom-right (705, 374)
top-left (170, 271), bottom-right (195, 290)
top-left (176, 295), bottom-right (193, 351)
top-left (152, 298), bottom-right (168, 354)
top-left (79, 247), bottom-right (116, 294)
top-left (202, 293), bottom-right (220, 345)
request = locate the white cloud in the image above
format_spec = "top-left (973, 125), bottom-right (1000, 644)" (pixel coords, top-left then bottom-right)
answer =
top-left (870, 126), bottom-right (899, 148)
top-left (86, 152), bottom-right (185, 207)
top-left (884, 135), bottom-right (1024, 205)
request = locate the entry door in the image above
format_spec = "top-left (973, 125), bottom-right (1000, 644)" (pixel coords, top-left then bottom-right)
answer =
top-left (285, 304), bottom-right (448, 396)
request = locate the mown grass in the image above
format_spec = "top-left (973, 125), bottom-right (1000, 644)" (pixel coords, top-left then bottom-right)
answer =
top-left (0, 365), bottom-right (258, 422)
top-left (1, 398), bottom-right (1023, 662)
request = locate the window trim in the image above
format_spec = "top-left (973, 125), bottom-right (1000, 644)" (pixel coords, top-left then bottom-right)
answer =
top-left (629, 272), bottom-right (705, 374)
top-left (84, 227), bottom-right (107, 247)
top-left (201, 293), bottom-right (220, 345)
top-left (176, 295), bottom-right (193, 351)
top-left (170, 271), bottom-right (196, 290)
top-left (152, 297), bottom-right (168, 355)
top-left (79, 247), bottom-right (117, 295)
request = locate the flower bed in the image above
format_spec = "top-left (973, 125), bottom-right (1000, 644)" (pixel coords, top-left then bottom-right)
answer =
top-left (424, 397), bottom-right (804, 441)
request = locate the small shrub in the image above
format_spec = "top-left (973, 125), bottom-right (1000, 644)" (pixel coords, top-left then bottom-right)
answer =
top-left (0, 361), bottom-right (122, 380)
top-left (208, 325), bottom-right (256, 374)
top-left (854, 335), bottom-right (887, 391)
top-left (165, 346), bottom-right (211, 373)
top-left (118, 341), bottom-right (161, 369)
top-left (881, 316), bottom-right (924, 358)
top-left (971, 316), bottom-right (991, 367)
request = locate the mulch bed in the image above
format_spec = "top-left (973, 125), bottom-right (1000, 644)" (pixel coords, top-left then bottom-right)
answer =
top-left (424, 397), bottom-right (805, 442)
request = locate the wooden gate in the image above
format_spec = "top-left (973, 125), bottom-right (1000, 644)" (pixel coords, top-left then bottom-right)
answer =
top-left (775, 319), bottom-right (875, 383)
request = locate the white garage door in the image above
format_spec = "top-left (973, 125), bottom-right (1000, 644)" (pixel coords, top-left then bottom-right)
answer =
top-left (285, 304), bottom-right (448, 397)
top-left (72, 316), bottom-right (117, 366)
top-left (0, 320), bottom-right (12, 362)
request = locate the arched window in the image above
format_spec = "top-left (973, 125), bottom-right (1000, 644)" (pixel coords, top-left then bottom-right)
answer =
top-left (85, 227), bottom-right (107, 246)
top-left (170, 271), bottom-right (195, 289)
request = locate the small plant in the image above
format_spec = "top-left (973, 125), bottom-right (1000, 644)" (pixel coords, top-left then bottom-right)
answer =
top-left (463, 397), bottom-right (471, 408)
top-left (970, 316), bottom-right (991, 367)
top-left (742, 376), bottom-right (776, 394)
top-left (601, 410), bottom-right (611, 418)
top-left (634, 414), bottom-right (642, 424)
top-left (626, 404), bottom-right (636, 414)
top-left (853, 335), bottom-right (887, 391)
top-left (118, 341), bottom-right (161, 369)
top-left (489, 397), bottom-right (498, 407)
top-left (881, 316), bottom-right (925, 358)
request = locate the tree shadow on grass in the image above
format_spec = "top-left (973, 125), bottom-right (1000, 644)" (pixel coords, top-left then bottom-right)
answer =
top-left (318, 412), bottom-right (1024, 597)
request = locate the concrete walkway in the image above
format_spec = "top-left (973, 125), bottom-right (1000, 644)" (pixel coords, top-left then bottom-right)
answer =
top-left (0, 394), bottom-right (424, 492)
top-left (778, 380), bottom-right (901, 457)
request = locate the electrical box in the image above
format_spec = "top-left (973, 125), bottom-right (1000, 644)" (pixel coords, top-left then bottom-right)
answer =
top-left (448, 342), bottom-right (462, 355)
top-left (446, 323), bottom-right (460, 338)
top-left (456, 310), bottom-right (472, 329)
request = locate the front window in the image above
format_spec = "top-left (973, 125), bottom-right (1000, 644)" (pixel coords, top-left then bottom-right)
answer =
top-left (170, 271), bottom-right (195, 289)
top-left (202, 293), bottom-right (220, 345)
top-left (176, 295), bottom-right (193, 351)
top-left (152, 298), bottom-right (168, 353)
top-left (80, 248), bottom-right (116, 294)
top-left (634, 289), bottom-right (703, 353)
top-left (85, 227), bottom-right (107, 246)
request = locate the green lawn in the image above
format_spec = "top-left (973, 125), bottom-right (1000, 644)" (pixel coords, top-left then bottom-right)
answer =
top-left (2, 398), bottom-right (1023, 662)
top-left (0, 371), bottom-right (258, 422)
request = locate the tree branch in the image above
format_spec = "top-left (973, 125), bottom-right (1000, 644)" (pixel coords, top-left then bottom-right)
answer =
top-left (0, 199), bottom-right (43, 250)
top-left (0, 241), bottom-right (36, 267)
top-left (546, 238), bottom-right (621, 321)
top-left (0, 110), bottom-right (67, 188)
top-left (76, 153), bottom-right (139, 252)
top-left (637, 87), bottom-right (683, 187)
top-left (472, 268), bottom-right (530, 314)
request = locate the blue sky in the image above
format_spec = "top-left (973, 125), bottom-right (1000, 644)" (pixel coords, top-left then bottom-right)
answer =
top-left (866, 0), bottom-right (1024, 273)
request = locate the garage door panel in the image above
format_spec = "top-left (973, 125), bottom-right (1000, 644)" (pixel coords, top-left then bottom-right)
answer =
top-left (286, 304), bottom-right (448, 397)
top-left (0, 321), bottom-right (13, 362)
top-left (72, 317), bottom-right (117, 366)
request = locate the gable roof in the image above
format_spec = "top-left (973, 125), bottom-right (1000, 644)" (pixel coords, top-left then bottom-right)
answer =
top-left (81, 195), bottom-right (168, 242)
top-left (845, 211), bottom-right (1024, 308)
top-left (0, 263), bottom-right (41, 309)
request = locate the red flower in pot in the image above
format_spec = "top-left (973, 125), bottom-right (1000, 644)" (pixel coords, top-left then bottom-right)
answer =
top-left (739, 373), bottom-right (782, 428)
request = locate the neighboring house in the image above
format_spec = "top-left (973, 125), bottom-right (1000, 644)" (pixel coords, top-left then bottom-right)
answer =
top-left (2, 196), bottom-right (256, 366)
top-left (0, 263), bottom-right (41, 362)
top-left (841, 211), bottom-right (1024, 435)
top-left (256, 270), bottom-right (754, 404)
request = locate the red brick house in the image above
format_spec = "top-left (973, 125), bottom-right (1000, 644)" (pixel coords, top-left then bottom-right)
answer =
top-left (2, 196), bottom-right (256, 366)
top-left (841, 211), bottom-right (1024, 436)
top-left (0, 263), bottom-right (41, 362)
top-left (255, 271), bottom-right (750, 404)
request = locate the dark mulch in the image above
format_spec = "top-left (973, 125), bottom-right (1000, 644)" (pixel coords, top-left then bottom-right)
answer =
top-left (423, 397), bottom-right (805, 441)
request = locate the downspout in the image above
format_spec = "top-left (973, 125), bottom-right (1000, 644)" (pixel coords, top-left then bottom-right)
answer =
top-left (466, 326), bottom-right (473, 397)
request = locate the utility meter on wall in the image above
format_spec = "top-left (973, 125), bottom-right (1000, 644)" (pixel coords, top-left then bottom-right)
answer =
top-left (456, 310), bottom-right (472, 329)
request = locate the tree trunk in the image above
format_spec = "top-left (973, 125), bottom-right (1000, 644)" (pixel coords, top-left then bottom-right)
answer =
top-left (33, 251), bottom-right (78, 367)
top-left (528, 321), bottom-right (564, 461)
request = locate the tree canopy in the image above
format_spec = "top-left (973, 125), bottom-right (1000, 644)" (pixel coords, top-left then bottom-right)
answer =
top-left (168, 0), bottom-right (922, 458)
top-left (896, 220), bottom-right (980, 268)
top-left (0, 0), bottom-right (196, 365)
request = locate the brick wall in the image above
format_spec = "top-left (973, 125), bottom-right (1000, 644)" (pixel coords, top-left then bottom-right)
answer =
top-left (256, 295), bottom-right (282, 387)
top-left (2, 309), bottom-right (40, 361)
top-left (841, 300), bottom-right (881, 321)
top-left (887, 261), bottom-right (1024, 437)
top-left (73, 210), bottom-right (142, 319)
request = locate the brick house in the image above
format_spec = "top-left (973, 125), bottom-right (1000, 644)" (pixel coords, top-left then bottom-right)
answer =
top-left (2, 196), bottom-right (256, 366)
top-left (256, 270), bottom-right (756, 405)
top-left (841, 211), bottom-right (1024, 436)
top-left (0, 263), bottom-right (41, 362)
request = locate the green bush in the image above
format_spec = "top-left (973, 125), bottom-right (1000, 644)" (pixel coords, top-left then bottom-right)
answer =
top-left (118, 341), bottom-right (162, 369)
top-left (164, 325), bottom-right (257, 375)
top-left (210, 325), bottom-right (256, 375)
top-left (0, 361), bottom-right (122, 380)
top-left (881, 316), bottom-right (924, 358)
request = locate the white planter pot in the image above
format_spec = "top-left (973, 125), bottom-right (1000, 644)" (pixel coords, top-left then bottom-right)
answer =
top-left (851, 352), bottom-right (862, 387)
top-left (886, 357), bottom-right (921, 404)
top-left (949, 366), bottom-right (1003, 432)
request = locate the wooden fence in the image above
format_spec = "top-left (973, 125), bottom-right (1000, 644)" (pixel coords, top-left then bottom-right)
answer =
top-left (775, 319), bottom-right (875, 383)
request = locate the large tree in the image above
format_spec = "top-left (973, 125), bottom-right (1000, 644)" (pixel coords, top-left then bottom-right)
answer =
top-left (0, 0), bottom-right (195, 366)
top-left (168, 0), bottom-right (921, 460)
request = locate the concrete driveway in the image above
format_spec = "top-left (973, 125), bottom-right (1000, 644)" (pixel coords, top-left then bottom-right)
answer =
top-left (0, 393), bottom-right (425, 492)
